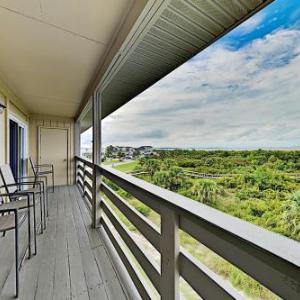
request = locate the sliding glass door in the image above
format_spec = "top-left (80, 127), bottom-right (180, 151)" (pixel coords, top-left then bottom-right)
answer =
top-left (9, 119), bottom-right (26, 179)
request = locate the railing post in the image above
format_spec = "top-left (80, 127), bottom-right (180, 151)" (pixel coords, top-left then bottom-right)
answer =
top-left (92, 165), bottom-right (101, 228)
top-left (83, 162), bottom-right (86, 196)
top-left (160, 205), bottom-right (180, 300)
top-left (75, 157), bottom-right (78, 186)
top-left (92, 91), bottom-right (101, 228)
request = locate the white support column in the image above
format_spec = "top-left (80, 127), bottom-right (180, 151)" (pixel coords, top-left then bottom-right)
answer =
top-left (74, 120), bottom-right (80, 184)
top-left (74, 120), bottom-right (80, 157)
top-left (160, 205), bottom-right (180, 300)
top-left (92, 91), bottom-right (102, 228)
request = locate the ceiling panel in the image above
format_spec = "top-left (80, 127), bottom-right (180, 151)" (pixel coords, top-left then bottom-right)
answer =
top-left (0, 0), bottom-right (135, 117)
top-left (40, 0), bottom-right (133, 43)
top-left (0, 0), bottom-right (42, 17)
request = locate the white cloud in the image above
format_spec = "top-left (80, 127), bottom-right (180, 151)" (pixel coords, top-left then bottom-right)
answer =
top-left (231, 12), bottom-right (266, 35)
top-left (101, 28), bottom-right (300, 149)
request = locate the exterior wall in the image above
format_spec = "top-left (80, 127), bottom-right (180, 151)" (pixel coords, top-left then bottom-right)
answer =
top-left (29, 114), bottom-right (75, 184)
top-left (0, 77), bottom-right (29, 168)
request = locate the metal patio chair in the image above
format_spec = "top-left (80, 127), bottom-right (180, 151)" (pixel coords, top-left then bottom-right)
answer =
top-left (0, 164), bottom-right (46, 233)
top-left (0, 192), bottom-right (33, 298)
top-left (29, 157), bottom-right (54, 193)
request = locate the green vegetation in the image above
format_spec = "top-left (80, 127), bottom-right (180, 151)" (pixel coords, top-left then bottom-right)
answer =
top-left (102, 159), bottom-right (119, 165)
top-left (108, 149), bottom-right (300, 299)
top-left (138, 149), bottom-right (300, 241)
top-left (114, 160), bottom-right (139, 173)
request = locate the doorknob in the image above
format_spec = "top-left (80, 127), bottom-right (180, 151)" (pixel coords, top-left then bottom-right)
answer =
top-left (63, 159), bottom-right (67, 162)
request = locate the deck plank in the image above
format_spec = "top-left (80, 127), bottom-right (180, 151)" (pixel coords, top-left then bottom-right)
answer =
top-left (69, 187), bottom-right (108, 300)
top-left (52, 186), bottom-right (71, 300)
top-left (0, 186), bottom-right (127, 300)
top-left (65, 187), bottom-right (89, 300)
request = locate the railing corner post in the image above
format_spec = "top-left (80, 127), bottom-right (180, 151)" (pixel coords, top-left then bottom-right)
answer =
top-left (160, 205), bottom-right (180, 300)
top-left (92, 164), bottom-right (101, 228)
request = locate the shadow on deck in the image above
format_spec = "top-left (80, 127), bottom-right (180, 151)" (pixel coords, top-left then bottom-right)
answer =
top-left (0, 186), bottom-right (128, 300)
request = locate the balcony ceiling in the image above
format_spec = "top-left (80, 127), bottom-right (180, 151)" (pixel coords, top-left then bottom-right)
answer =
top-left (98, 0), bottom-right (273, 119)
top-left (0, 0), bottom-right (136, 117)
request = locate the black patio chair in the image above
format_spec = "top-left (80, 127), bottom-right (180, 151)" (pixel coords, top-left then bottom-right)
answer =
top-left (0, 192), bottom-right (33, 298)
top-left (0, 164), bottom-right (46, 233)
top-left (29, 157), bottom-right (54, 193)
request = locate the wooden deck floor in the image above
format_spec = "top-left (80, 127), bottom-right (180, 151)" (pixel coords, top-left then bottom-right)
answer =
top-left (0, 186), bottom-right (128, 300)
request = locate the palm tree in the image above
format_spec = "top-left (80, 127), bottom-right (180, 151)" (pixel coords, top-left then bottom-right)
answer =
top-left (190, 180), bottom-right (222, 205)
top-left (144, 159), bottom-right (160, 177)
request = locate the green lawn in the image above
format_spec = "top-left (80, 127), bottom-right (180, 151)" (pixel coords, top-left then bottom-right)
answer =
top-left (114, 161), bottom-right (139, 173)
top-left (102, 159), bottom-right (119, 165)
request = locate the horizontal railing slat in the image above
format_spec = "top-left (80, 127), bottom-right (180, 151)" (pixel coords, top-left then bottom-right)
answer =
top-left (84, 190), bottom-right (93, 204)
top-left (77, 179), bottom-right (84, 192)
top-left (101, 200), bottom-right (161, 293)
top-left (179, 249), bottom-right (241, 300)
top-left (84, 180), bottom-right (93, 194)
top-left (77, 171), bottom-right (84, 181)
top-left (101, 182), bottom-right (161, 252)
top-left (180, 216), bottom-right (300, 299)
top-left (100, 166), bottom-right (161, 213)
top-left (76, 156), bottom-right (94, 168)
top-left (101, 217), bottom-right (153, 300)
top-left (84, 170), bottom-right (93, 181)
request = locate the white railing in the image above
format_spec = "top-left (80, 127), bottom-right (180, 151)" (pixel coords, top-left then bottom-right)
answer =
top-left (75, 156), bottom-right (300, 300)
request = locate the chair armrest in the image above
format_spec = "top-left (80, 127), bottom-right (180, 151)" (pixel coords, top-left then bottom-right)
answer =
top-left (3, 181), bottom-right (43, 192)
top-left (0, 207), bottom-right (18, 214)
top-left (35, 164), bottom-right (53, 170)
top-left (0, 192), bottom-right (31, 211)
top-left (18, 175), bottom-right (48, 182)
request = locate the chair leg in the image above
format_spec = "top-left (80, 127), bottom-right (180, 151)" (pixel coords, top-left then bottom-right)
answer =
top-left (52, 171), bottom-right (54, 193)
top-left (45, 188), bottom-right (49, 218)
top-left (27, 208), bottom-right (31, 259)
top-left (33, 199), bottom-right (37, 255)
top-left (43, 193), bottom-right (46, 230)
top-left (40, 195), bottom-right (43, 234)
top-left (15, 221), bottom-right (19, 298)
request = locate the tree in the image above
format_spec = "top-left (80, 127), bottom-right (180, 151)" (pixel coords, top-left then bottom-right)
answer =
top-left (105, 145), bottom-right (114, 158)
top-left (291, 190), bottom-right (300, 205)
top-left (190, 180), bottom-right (222, 205)
top-left (162, 158), bottom-right (176, 170)
top-left (153, 166), bottom-right (186, 192)
top-left (117, 151), bottom-right (125, 160)
top-left (143, 159), bottom-right (160, 177)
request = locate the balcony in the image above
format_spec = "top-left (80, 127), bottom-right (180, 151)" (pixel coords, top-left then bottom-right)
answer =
top-left (75, 156), bottom-right (300, 299)
top-left (0, 185), bottom-right (127, 300)
top-left (0, 0), bottom-right (299, 299)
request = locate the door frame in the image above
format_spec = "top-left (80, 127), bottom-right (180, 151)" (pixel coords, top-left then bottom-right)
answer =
top-left (38, 126), bottom-right (69, 185)
top-left (9, 113), bottom-right (28, 177)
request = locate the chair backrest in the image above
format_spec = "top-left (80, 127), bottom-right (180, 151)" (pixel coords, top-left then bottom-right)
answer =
top-left (29, 157), bottom-right (37, 177)
top-left (0, 164), bottom-right (18, 194)
top-left (0, 174), bottom-right (5, 204)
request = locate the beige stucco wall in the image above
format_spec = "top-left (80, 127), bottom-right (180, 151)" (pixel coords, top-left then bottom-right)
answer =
top-left (0, 77), bottom-right (74, 184)
top-left (29, 114), bottom-right (75, 184)
top-left (0, 76), bottom-right (30, 167)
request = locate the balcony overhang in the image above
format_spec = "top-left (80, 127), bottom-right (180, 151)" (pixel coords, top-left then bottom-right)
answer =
top-left (0, 1), bottom-right (274, 120)
top-left (83, 0), bottom-right (274, 120)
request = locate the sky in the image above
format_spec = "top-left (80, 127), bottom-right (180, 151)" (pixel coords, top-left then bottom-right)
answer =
top-left (82, 0), bottom-right (300, 149)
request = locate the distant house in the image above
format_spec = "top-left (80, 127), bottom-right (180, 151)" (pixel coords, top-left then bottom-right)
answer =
top-left (104, 145), bottom-right (154, 160)
top-left (137, 146), bottom-right (153, 157)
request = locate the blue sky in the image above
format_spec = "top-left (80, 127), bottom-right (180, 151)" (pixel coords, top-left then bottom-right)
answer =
top-left (82, 0), bottom-right (300, 149)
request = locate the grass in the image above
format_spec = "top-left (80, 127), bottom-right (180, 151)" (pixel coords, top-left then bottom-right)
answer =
top-left (114, 161), bottom-right (139, 173)
top-left (102, 159), bottom-right (119, 165)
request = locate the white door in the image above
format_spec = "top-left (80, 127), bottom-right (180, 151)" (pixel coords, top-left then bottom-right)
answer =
top-left (39, 127), bottom-right (68, 186)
